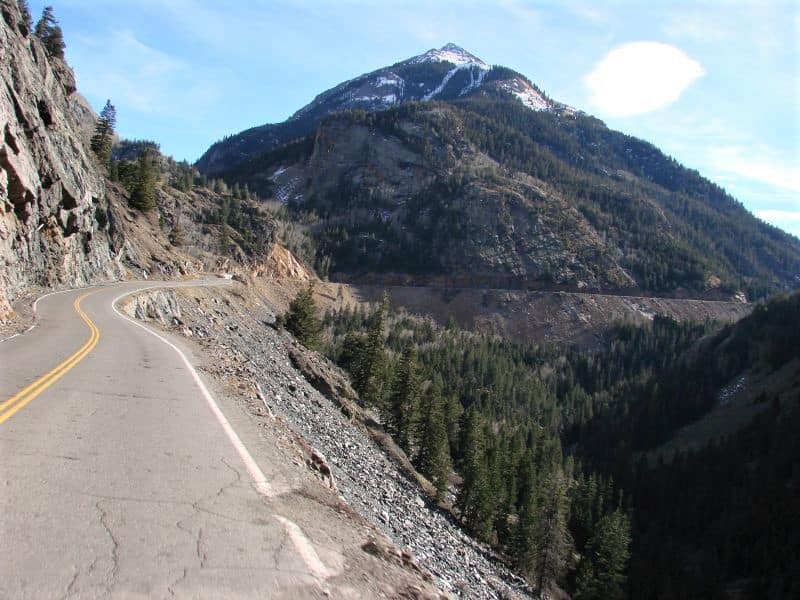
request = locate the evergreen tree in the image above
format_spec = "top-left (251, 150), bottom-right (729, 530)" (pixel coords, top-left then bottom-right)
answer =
top-left (386, 344), bottom-right (420, 453)
top-left (534, 470), bottom-right (572, 599)
top-left (575, 510), bottom-right (631, 600)
top-left (218, 223), bottom-right (231, 255)
top-left (90, 100), bottom-right (116, 166)
top-left (456, 409), bottom-right (494, 540)
top-left (283, 283), bottom-right (323, 350)
top-left (130, 149), bottom-right (157, 211)
top-left (352, 294), bottom-right (388, 406)
top-left (18, 0), bottom-right (33, 32)
top-left (338, 331), bottom-right (367, 379)
top-left (515, 468), bottom-right (572, 599)
top-left (34, 6), bottom-right (65, 58)
top-left (416, 378), bottom-right (451, 499)
top-left (34, 6), bottom-right (53, 36)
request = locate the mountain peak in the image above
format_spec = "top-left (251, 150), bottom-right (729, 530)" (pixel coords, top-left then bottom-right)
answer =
top-left (410, 43), bottom-right (489, 69)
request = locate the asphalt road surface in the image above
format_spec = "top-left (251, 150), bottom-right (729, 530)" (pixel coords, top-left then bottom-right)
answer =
top-left (0, 281), bottom-right (337, 599)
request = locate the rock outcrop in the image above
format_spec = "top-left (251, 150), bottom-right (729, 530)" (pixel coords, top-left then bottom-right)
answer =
top-left (0, 0), bottom-right (123, 317)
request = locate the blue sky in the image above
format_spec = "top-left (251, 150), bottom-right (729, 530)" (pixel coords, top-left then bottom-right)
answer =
top-left (30, 0), bottom-right (799, 237)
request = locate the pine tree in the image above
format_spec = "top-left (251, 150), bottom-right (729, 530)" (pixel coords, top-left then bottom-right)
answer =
top-left (575, 510), bottom-right (631, 600)
top-left (352, 293), bottom-right (388, 407)
top-left (34, 6), bottom-right (53, 37)
top-left (456, 409), bottom-right (494, 539)
top-left (535, 470), bottom-right (573, 599)
top-left (130, 149), bottom-right (157, 211)
top-left (18, 0), bottom-right (33, 32)
top-left (515, 468), bottom-right (573, 599)
top-left (339, 331), bottom-right (367, 379)
top-left (34, 6), bottom-right (65, 59)
top-left (90, 100), bottom-right (116, 166)
top-left (386, 344), bottom-right (420, 453)
top-left (283, 283), bottom-right (323, 350)
top-left (416, 378), bottom-right (451, 499)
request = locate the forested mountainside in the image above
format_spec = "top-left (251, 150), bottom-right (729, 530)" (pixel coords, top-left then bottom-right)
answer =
top-left (201, 46), bottom-right (800, 300)
top-left (299, 288), bottom-right (798, 599)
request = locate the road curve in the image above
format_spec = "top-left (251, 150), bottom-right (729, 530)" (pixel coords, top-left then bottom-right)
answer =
top-left (0, 281), bottom-right (332, 599)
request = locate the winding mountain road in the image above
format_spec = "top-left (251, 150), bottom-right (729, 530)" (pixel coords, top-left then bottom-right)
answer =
top-left (0, 281), bottom-right (337, 599)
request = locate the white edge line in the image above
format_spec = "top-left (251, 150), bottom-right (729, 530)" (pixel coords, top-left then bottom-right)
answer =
top-left (274, 515), bottom-right (332, 580)
top-left (110, 284), bottom-right (274, 499)
top-left (110, 284), bottom-right (333, 582)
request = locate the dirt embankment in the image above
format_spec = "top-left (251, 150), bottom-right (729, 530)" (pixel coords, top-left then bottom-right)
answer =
top-left (348, 285), bottom-right (751, 347)
top-left (247, 277), bottom-right (752, 348)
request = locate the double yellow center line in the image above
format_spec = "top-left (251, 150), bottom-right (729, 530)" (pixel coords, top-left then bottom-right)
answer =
top-left (0, 292), bottom-right (100, 424)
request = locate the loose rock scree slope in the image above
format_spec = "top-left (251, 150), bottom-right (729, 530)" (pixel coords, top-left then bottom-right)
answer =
top-left (132, 285), bottom-right (532, 598)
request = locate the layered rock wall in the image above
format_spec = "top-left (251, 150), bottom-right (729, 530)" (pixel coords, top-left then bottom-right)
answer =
top-left (0, 1), bottom-right (123, 318)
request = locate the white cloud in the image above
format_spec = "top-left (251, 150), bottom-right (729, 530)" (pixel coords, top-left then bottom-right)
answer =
top-left (708, 145), bottom-right (800, 193)
top-left (584, 41), bottom-right (705, 116)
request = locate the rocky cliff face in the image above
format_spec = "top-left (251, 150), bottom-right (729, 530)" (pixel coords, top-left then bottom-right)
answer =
top-left (0, 1), bottom-right (124, 318)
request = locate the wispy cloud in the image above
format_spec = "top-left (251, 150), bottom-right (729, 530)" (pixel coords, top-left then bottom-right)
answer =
top-left (708, 145), bottom-right (800, 193)
top-left (584, 41), bottom-right (704, 116)
top-left (71, 30), bottom-right (221, 118)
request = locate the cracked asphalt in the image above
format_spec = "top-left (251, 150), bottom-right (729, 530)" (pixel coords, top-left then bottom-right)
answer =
top-left (0, 281), bottom-right (405, 599)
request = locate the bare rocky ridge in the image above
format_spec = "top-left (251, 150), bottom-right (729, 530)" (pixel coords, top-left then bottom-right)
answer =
top-left (131, 285), bottom-right (533, 598)
top-left (259, 111), bottom-right (637, 291)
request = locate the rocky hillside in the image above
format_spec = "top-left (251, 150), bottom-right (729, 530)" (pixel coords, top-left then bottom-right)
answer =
top-left (0, 0), bottom-right (127, 317)
top-left (0, 0), bottom-right (290, 321)
top-left (220, 100), bottom-right (799, 299)
top-left (132, 283), bottom-right (533, 598)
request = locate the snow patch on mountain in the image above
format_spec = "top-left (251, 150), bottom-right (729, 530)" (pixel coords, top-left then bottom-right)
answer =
top-left (375, 74), bottom-right (403, 88)
top-left (411, 43), bottom-right (489, 70)
top-left (270, 166), bottom-right (288, 180)
top-left (460, 67), bottom-right (488, 96)
top-left (422, 63), bottom-right (489, 100)
top-left (424, 65), bottom-right (461, 100)
top-left (354, 94), bottom-right (398, 105)
top-left (499, 79), bottom-right (551, 111)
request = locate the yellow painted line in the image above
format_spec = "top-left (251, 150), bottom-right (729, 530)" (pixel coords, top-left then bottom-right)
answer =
top-left (0, 292), bottom-right (100, 424)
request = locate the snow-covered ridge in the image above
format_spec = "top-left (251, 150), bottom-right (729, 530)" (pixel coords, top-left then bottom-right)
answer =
top-left (411, 43), bottom-right (489, 70)
top-left (292, 44), bottom-right (553, 123)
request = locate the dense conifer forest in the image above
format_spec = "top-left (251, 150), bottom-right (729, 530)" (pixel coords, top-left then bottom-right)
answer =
top-left (280, 290), bottom-right (800, 598)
